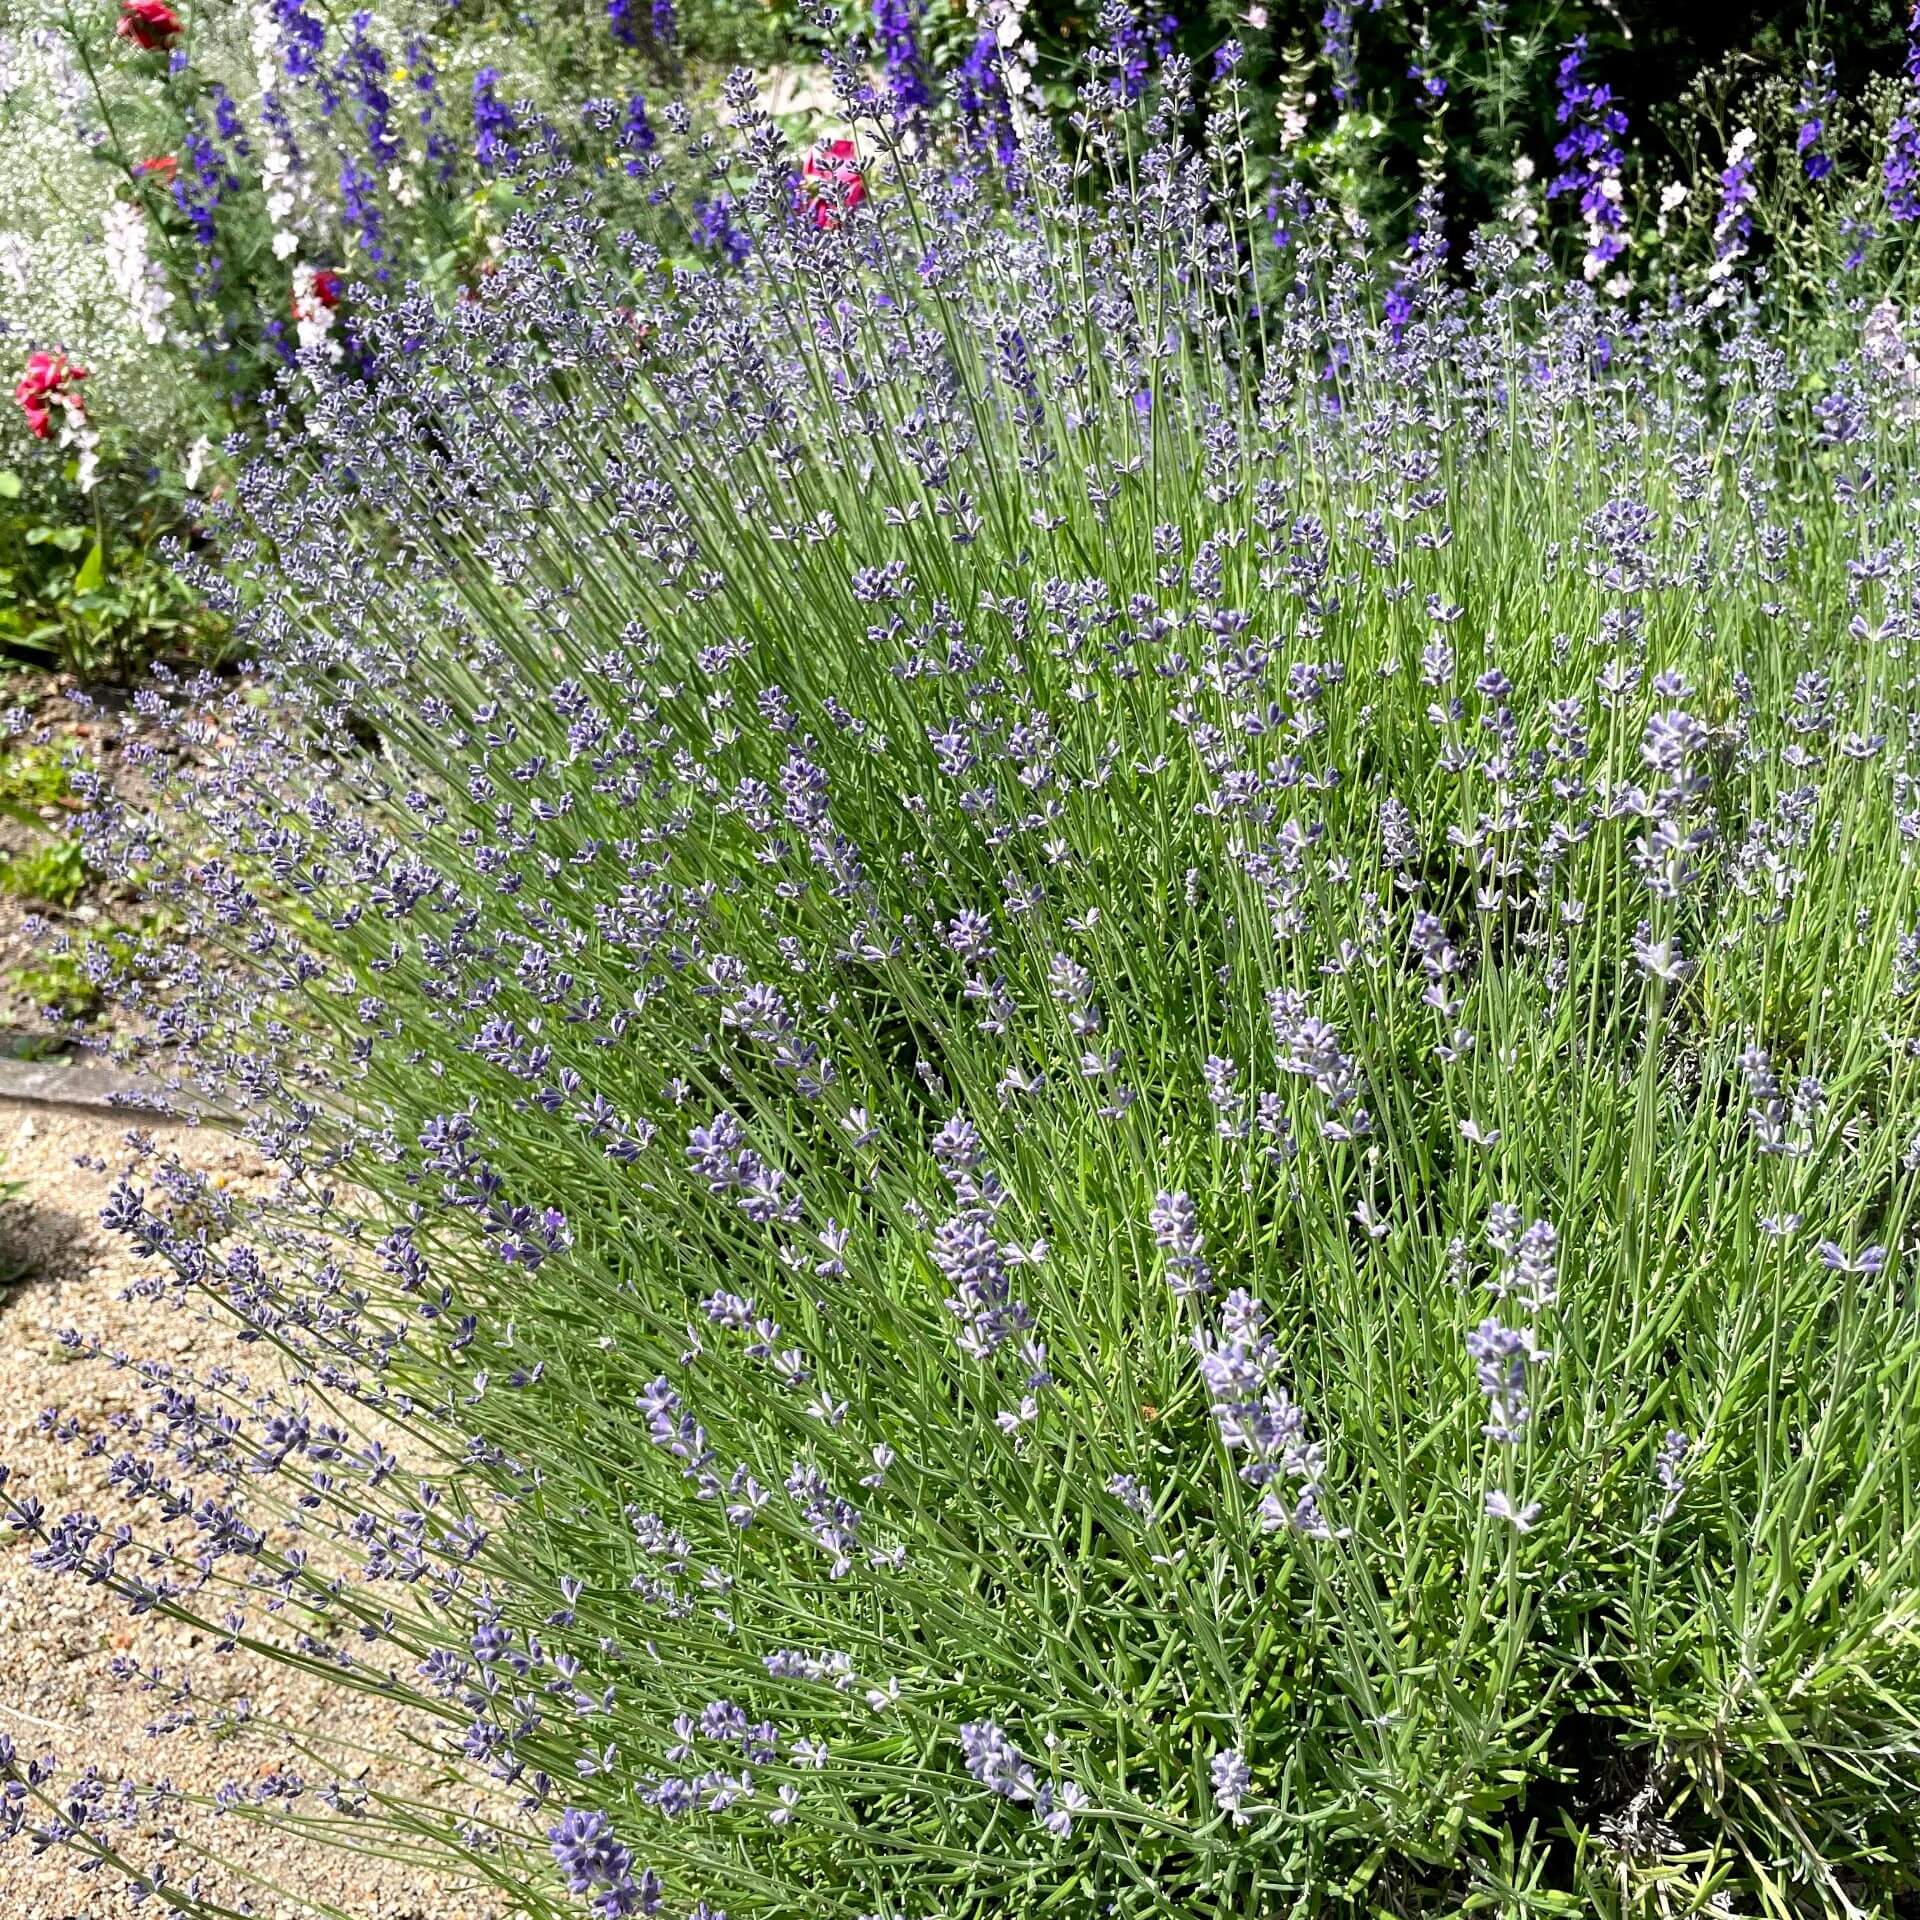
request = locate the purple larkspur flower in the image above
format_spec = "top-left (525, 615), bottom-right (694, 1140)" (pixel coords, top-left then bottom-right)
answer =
top-left (621, 93), bottom-right (656, 173)
top-left (209, 82), bottom-right (249, 156)
top-left (169, 107), bottom-right (243, 282)
top-left (874, 0), bottom-right (931, 115)
top-left (1384, 277), bottom-right (1413, 344)
top-left (1547, 37), bottom-right (1629, 279)
top-left (402, 36), bottom-right (457, 181)
top-left (339, 159), bottom-right (387, 274)
top-left (1099, 0), bottom-right (1175, 104)
top-left (693, 195), bottom-right (750, 266)
top-left (1713, 128), bottom-right (1756, 267)
top-left (1797, 57), bottom-right (1835, 182)
top-left (272, 0), bottom-right (333, 108)
top-left (1886, 8), bottom-right (1920, 223)
top-left (957, 29), bottom-right (1018, 173)
top-left (472, 67), bottom-right (519, 173)
top-left (340, 12), bottom-right (399, 167)
top-left (1320, 0), bottom-right (1358, 107)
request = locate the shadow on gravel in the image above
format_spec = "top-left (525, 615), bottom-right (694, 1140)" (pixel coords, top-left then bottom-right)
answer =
top-left (0, 1141), bottom-right (93, 1300)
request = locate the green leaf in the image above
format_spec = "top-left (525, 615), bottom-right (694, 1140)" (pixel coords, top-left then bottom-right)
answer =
top-left (74, 538), bottom-right (104, 596)
top-left (0, 470), bottom-right (21, 500)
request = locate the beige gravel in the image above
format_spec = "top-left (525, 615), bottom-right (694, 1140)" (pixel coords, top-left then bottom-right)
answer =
top-left (0, 1099), bottom-right (508, 1920)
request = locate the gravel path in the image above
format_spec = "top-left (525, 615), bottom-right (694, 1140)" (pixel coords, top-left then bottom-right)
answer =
top-left (0, 1098), bottom-right (507, 1920)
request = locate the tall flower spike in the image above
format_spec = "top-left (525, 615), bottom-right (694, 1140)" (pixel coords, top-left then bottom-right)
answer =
top-left (874, 0), bottom-right (931, 116)
top-left (1547, 36), bottom-right (1629, 281)
top-left (1888, 8), bottom-right (1920, 223)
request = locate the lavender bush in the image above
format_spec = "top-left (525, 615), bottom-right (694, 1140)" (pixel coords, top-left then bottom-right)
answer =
top-left (8, 33), bottom-right (1920, 1920)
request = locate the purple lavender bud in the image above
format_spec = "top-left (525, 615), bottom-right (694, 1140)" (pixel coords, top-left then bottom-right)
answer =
top-left (958, 1720), bottom-right (1035, 1801)
top-left (547, 1807), bottom-right (660, 1914)
top-left (1149, 1189), bottom-right (1212, 1295)
top-left (1210, 1746), bottom-right (1252, 1821)
top-left (1466, 1318), bottom-right (1539, 1444)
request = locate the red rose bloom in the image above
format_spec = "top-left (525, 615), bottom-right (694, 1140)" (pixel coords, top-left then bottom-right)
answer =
top-left (800, 138), bottom-right (866, 231)
top-left (14, 352), bottom-right (88, 442)
top-left (115, 0), bottom-right (183, 50)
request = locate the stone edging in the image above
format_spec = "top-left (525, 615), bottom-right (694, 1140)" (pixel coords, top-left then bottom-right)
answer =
top-left (0, 1057), bottom-right (217, 1119)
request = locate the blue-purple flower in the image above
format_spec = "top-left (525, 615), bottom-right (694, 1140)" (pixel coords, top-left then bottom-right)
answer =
top-left (1887, 7), bottom-right (1920, 223)
top-left (1797, 57), bottom-right (1835, 182)
top-left (693, 194), bottom-right (750, 264)
top-left (874, 0), bottom-right (930, 116)
top-left (1320, 0), bottom-right (1359, 108)
top-left (340, 11), bottom-right (399, 167)
top-left (472, 67), bottom-right (519, 173)
top-left (620, 93), bottom-right (656, 174)
top-left (957, 30), bottom-right (1018, 172)
top-left (1547, 36), bottom-right (1629, 280)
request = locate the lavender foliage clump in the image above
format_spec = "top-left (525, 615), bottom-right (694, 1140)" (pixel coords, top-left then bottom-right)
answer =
top-left (8, 49), bottom-right (1920, 1920)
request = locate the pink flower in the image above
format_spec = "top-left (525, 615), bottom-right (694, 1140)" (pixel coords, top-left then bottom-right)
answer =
top-left (115, 0), bottom-right (183, 49)
top-left (800, 138), bottom-right (866, 231)
top-left (14, 352), bottom-right (88, 442)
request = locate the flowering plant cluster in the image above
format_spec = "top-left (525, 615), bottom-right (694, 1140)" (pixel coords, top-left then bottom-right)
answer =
top-left (0, 0), bottom-right (711, 666)
top-left (8, 0), bottom-right (1920, 601)
top-left (4, 31), bottom-right (1920, 1919)
top-left (0, 0), bottom-right (718, 471)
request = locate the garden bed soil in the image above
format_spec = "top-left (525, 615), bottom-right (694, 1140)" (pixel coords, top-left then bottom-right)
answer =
top-left (0, 665), bottom-right (176, 1050)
